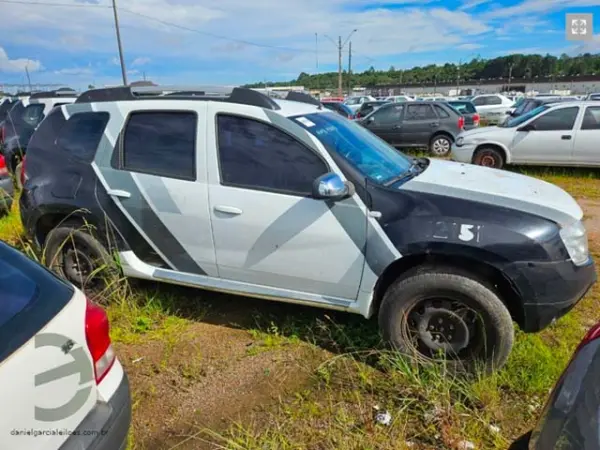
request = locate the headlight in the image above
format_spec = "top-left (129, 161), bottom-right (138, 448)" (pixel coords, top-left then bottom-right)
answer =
top-left (456, 137), bottom-right (464, 146)
top-left (560, 221), bottom-right (589, 266)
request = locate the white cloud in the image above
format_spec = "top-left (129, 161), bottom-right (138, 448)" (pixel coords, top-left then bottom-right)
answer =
top-left (54, 66), bottom-right (93, 76)
top-left (457, 43), bottom-right (484, 50)
top-left (569, 34), bottom-right (600, 55)
top-left (0, 47), bottom-right (42, 73)
top-left (459, 0), bottom-right (491, 10)
top-left (131, 57), bottom-right (151, 66)
top-left (484, 0), bottom-right (600, 19)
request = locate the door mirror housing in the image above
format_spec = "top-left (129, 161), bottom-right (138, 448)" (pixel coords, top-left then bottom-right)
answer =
top-left (312, 173), bottom-right (355, 200)
top-left (517, 123), bottom-right (535, 132)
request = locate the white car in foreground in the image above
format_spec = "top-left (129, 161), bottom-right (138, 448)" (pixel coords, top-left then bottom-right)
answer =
top-left (470, 94), bottom-right (515, 124)
top-left (0, 241), bottom-right (131, 449)
top-left (451, 101), bottom-right (600, 169)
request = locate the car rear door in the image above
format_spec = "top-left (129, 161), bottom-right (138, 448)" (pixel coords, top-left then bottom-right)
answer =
top-left (361, 104), bottom-right (405, 145)
top-left (400, 103), bottom-right (438, 146)
top-left (0, 242), bottom-right (98, 450)
top-left (511, 106), bottom-right (580, 164)
top-left (573, 105), bottom-right (600, 164)
top-left (91, 101), bottom-right (218, 278)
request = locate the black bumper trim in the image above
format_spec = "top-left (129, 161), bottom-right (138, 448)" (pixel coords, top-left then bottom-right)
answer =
top-left (503, 257), bottom-right (597, 333)
top-left (59, 372), bottom-right (131, 450)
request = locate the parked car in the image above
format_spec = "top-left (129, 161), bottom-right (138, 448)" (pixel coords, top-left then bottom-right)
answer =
top-left (2, 90), bottom-right (77, 175)
top-left (385, 95), bottom-right (414, 103)
top-left (470, 94), bottom-right (515, 124)
top-left (20, 85), bottom-right (596, 373)
top-left (446, 100), bottom-right (480, 130)
top-left (0, 240), bottom-right (131, 449)
top-left (424, 96), bottom-right (448, 102)
top-left (510, 321), bottom-right (600, 449)
top-left (322, 101), bottom-right (355, 119)
top-left (585, 93), bottom-right (600, 101)
top-left (503, 96), bottom-right (569, 123)
top-left (0, 154), bottom-right (13, 213)
top-left (359, 101), bottom-right (465, 156)
top-left (451, 101), bottom-right (600, 169)
top-left (0, 98), bottom-right (16, 123)
top-left (355, 100), bottom-right (389, 119)
top-left (344, 95), bottom-right (377, 113)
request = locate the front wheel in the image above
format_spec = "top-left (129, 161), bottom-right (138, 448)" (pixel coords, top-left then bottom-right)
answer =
top-left (429, 135), bottom-right (452, 157)
top-left (378, 267), bottom-right (514, 373)
top-left (473, 147), bottom-right (504, 169)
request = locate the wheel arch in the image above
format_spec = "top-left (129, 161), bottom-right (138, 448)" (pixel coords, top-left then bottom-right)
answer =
top-left (473, 143), bottom-right (510, 164)
top-left (430, 130), bottom-right (454, 144)
top-left (369, 251), bottom-right (525, 328)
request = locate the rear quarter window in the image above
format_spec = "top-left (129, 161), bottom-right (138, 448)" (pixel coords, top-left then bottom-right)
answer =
top-left (22, 104), bottom-right (46, 127)
top-left (56, 112), bottom-right (110, 162)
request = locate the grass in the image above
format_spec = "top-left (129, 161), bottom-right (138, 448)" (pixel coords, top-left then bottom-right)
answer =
top-left (1, 164), bottom-right (599, 449)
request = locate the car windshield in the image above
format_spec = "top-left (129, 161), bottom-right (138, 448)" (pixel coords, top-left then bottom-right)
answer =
top-left (291, 112), bottom-right (413, 184)
top-left (501, 104), bottom-right (550, 127)
top-left (345, 97), bottom-right (361, 105)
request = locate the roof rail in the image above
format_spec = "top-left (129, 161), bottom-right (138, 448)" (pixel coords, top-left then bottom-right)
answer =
top-left (285, 91), bottom-right (322, 107)
top-left (75, 85), bottom-right (281, 110)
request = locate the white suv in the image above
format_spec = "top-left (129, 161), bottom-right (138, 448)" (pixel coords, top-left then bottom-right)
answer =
top-left (20, 85), bottom-right (597, 373)
top-left (470, 94), bottom-right (514, 124)
top-left (0, 241), bottom-right (131, 449)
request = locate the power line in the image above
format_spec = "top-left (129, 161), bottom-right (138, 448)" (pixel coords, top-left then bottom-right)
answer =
top-left (120, 8), bottom-right (333, 54)
top-left (0, 0), bottom-right (109, 7)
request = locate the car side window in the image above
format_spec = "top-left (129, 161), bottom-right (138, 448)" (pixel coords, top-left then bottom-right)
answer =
top-left (405, 104), bottom-right (436, 120)
top-left (121, 111), bottom-right (197, 181)
top-left (486, 96), bottom-right (502, 105)
top-left (371, 105), bottom-right (404, 124)
top-left (22, 104), bottom-right (45, 127)
top-left (581, 107), bottom-right (600, 130)
top-left (531, 107), bottom-right (579, 131)
top-left (433, 105), bottom-right (450, 118)
top-left (217, 115), bottom-right (328, 196)
top-left (472, 97), bottom-right (486, 106)
top-left (56, 112), bottom-right (110, 162)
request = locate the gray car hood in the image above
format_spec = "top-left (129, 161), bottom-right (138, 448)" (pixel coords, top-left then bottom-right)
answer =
top-left (401, 159), bottom-right (582, 226)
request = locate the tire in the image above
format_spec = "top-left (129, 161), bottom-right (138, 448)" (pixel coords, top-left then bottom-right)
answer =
top-left (429, 134), bottom-right (452, 157)
top-left (473, 147), bottom-right (504, 169)
top-left (44, 221), bottom-right (117, 292)
top-left (378, 266), bottom-right (514, 373)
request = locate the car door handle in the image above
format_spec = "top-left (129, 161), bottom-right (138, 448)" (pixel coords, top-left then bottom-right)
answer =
top-left (106, 189), bottom-right (131, 199)
top-left (429, 122), bottom-right (439, 127)
top-left (561, 135), bottom-right (572, 140)
top-left (393, 124), bottom-right (402, 129)
top-left (214, 205), bottom-right (243, 215)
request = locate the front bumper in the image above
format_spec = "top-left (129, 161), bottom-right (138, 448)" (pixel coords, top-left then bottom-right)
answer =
top-left (450, 143), bottom-right (476, 163)
top-left (60, 372), bottom-right (132, 450)
top-left (503, 257), bottom-right (597, 333)
top-left (0, 176), bottom-right (14, 212)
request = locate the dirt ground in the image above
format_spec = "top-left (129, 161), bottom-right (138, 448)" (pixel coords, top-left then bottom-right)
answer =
top-left (119, 197), bottom-right (600, 450)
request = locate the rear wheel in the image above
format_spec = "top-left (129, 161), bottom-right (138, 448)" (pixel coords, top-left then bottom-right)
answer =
top-left (378, 266), bottom-right (514, 373)
top-left (473, 147), bottom-right (504, 169)
top-left (429, 135), bottom-right (452, 157)
top-left (44, 222), bottom-right (116, 293)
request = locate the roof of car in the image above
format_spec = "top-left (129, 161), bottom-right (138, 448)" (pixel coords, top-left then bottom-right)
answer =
top-left (273, 99), bottom-right (326, 117)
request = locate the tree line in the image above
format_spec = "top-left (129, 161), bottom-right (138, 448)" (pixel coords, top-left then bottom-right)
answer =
top-left (246, 53), bottom-right (600, 89)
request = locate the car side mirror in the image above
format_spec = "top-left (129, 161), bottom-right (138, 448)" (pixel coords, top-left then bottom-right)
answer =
top-left (312, 172), bottom-right (355, 200)
top-left (517, 123), bottom-right (535, 132)
top-left (505, 111), bottom-right (512, 115)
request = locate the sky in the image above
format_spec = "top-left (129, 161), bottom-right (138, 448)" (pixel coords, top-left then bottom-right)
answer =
top-left (0, 0), bottom-right (599, 89)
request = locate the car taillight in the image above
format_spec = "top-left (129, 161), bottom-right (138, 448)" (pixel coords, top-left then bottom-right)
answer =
top-left (473, 113), bottom-right (480, 125)
top-left (85, 299), bottom-right (116, 384)
top-left (0, 155), bottom-right (7, 177)
top-left (20, 156), bottom-right (26, 186)
top-left (458, 116), bottom-right (465, 129)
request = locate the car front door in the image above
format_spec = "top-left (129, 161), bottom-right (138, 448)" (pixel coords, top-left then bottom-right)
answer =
top-left (205, 104), bottom-right (367, 302)
top-left (362, 104), bottom-right (404, 145)
top-left (93, 103), bottom-right (219, 277)
top-left (401, 103), bottom-right (438, 146)
top-left (510, 106), bottom-right (580, 164)
top-left (573, 106), bottom-right (600, 164)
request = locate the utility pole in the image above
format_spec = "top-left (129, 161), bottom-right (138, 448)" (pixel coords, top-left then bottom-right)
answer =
top-left (111, 0), bottom-right (128, 86)
top-left (24, 65), bottom-right (32, 91)
top-left (325, 30), bottom-right (357, 98)
top-left (456, 60), bottom-right (461, 96)
top-left (507, 63), bottom-right (513, 92)
top-left (315, 33), bottom-right (319, 91)
top-left (347, 41), bottom-right (352, 96)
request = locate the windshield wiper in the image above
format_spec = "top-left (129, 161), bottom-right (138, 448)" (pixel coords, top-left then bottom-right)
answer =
top-left (383, 158), bottom-right (426, 187)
